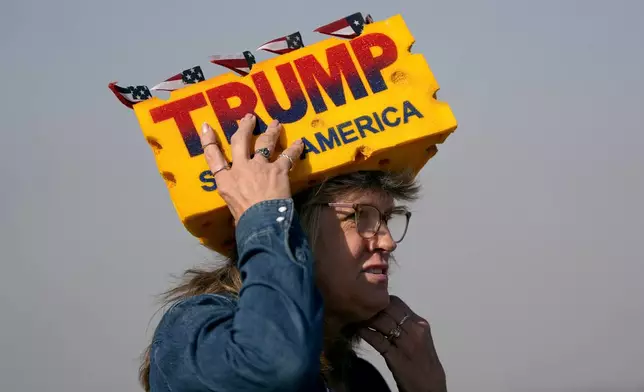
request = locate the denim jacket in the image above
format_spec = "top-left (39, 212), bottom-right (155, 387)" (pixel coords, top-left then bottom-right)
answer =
top-left (148, 199), bottom-right (326, 392)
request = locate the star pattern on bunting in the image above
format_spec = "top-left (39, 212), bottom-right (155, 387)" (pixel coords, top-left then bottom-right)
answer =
top-left (131, 86), bottom-right (152, 100)
top-left (286, 32), bottom-right (304, 50)
top-left (182, 66), bottom-right (205, 84)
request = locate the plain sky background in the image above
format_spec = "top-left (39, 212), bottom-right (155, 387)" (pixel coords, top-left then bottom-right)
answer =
top-left (1, 0), bottom-right (643, 391)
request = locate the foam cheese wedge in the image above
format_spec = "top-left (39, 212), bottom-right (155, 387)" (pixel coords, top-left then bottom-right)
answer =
top-left (131, 14), bottom-right (458, 254)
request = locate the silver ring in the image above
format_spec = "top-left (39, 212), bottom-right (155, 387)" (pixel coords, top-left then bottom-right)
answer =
top-left (397, 314), bottom-right (411, 327)
top-left (386, 325), bottom-right (402, 340)
top-left (254, 147), bottom-right (271, 160)
top-left (278, 153), bottom-right (294, 171)
top-left (211, 165), bottom-right (229, 176)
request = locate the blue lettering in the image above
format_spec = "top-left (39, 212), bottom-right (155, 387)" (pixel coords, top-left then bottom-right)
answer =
top-left (402, 100), bottom-right (423, 123)
top-left (381, 106), bottom-right (400, 127)
top-left (337, 121), bottom-right (358, 144)
top-left (315, 128), bottom-right (341, 152)
top-left (299, 137), bottom-right (320, 160)
top-left (372, 112), bottom-right (385, 131)
top-left (354, 115), bottom-right (379, 138)
top-left (297, 100), bottom-right (423, 161)
top-left (200, 170), bottom-right (217, 191)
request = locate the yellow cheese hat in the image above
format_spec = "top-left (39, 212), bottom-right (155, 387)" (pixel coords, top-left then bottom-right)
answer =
top-left (109, 13), bottom-right (458, 254)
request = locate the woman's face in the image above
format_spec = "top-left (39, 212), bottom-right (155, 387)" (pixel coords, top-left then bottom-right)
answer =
top-left (314, 190), bottom-right (401, 324)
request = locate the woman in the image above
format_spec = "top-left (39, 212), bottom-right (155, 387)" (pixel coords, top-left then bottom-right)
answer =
top-left (139, 114), bottom-right (447, 391)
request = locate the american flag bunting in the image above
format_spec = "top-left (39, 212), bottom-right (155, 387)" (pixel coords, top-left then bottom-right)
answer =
top-left (314, 12), bottom-right (372, 39)
top-left (150, 66), bottom-right (205, 92)
top-left (257, 32), bottom-right (304, 55)
top-left (108, 82), bottom-right (152, 109)
top-left (210, 51), bottom-right (256, 76)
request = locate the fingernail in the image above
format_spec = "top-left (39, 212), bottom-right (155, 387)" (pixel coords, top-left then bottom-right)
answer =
top-left (202, 122), bottom-right (210, 134)
top-left (295, 138), bottom-right (303, 145)
top-left (270, 119), bottom-right (279, 127)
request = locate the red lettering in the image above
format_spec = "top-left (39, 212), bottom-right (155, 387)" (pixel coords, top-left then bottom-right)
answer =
top-left (205, 82), bottom-right (267, 143)
top-left (252, 65), bottom-right (308, 124)
top-left (150, 93), bottom-right (207, 157)
top-left (295, 43), bottom-right (368, 114)
top-left (350, 33), bottom-right (398, 94)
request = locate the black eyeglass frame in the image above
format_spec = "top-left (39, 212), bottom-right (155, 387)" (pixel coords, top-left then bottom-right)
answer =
top-left (323, 202), bottom-right (412, 243)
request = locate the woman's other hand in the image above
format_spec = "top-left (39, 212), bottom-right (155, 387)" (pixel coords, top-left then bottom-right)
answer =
top-left (358, 295), bottom-right (447, 392)
top-left (199, 113), bottom-right (304, 223)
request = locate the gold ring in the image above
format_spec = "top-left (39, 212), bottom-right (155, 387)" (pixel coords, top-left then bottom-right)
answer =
top-left (202, 142), bottom-right (218, 149)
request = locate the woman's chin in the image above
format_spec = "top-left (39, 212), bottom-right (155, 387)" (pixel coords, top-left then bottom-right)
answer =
top-left (329, 285), bottom-right (391, 324)
top-left (356, 290), bottom-right (390, 320)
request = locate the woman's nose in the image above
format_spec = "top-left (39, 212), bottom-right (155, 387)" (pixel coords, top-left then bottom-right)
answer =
top-left (371, 223), bottom-right (397, 252)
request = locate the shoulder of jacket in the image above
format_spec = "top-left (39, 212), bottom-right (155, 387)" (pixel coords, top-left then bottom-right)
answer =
top-left (154, 293), bottom-right (238, 335)
top-left (169, 292), bottom-right (238, 311)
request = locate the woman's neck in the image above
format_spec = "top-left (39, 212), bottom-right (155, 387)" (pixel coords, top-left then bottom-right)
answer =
top-left (324, 314), bottom-right (346, 340)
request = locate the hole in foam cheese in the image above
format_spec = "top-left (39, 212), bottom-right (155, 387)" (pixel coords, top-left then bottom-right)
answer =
top-left (147, 137), bottom-right (163, 155)
top-left (161, 172), bottom-right (176, 188)
top-left (354, 145), bottom-right (373, 162)
top-left (390, 70), bottom-right (407, 84)
top-left (131, 14), bottom-right (458, 255)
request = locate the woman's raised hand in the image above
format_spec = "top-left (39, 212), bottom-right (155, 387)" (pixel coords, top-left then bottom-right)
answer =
top-left (359, 295), bottom-right (447, 392)
top-left (199, 113), bottom-right (304, 223)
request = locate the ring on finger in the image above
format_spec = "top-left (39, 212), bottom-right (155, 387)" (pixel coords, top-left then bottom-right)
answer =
top-left (397, 314), bottom-right (411, 327)
top-left (254, 147), bottom-right (271, 160)
top-left (211, 164), bottom-right (230, 176)
top-left (202, 142), bottom-right (218, 149)
top-left (386, 325), bottom-right (402, 341)
top-left (278, 153), bottom-right (294, 171)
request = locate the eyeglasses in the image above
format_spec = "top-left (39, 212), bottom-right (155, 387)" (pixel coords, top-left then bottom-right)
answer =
top-left (325, 203), bottom-right (412, 243)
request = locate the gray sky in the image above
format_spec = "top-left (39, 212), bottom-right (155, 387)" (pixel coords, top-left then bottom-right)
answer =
top-left (1, 0), bottom-right (643, 391)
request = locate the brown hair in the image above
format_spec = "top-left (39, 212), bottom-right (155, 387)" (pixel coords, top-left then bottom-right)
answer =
top-left (139, 170), bottom-right (420, 390)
